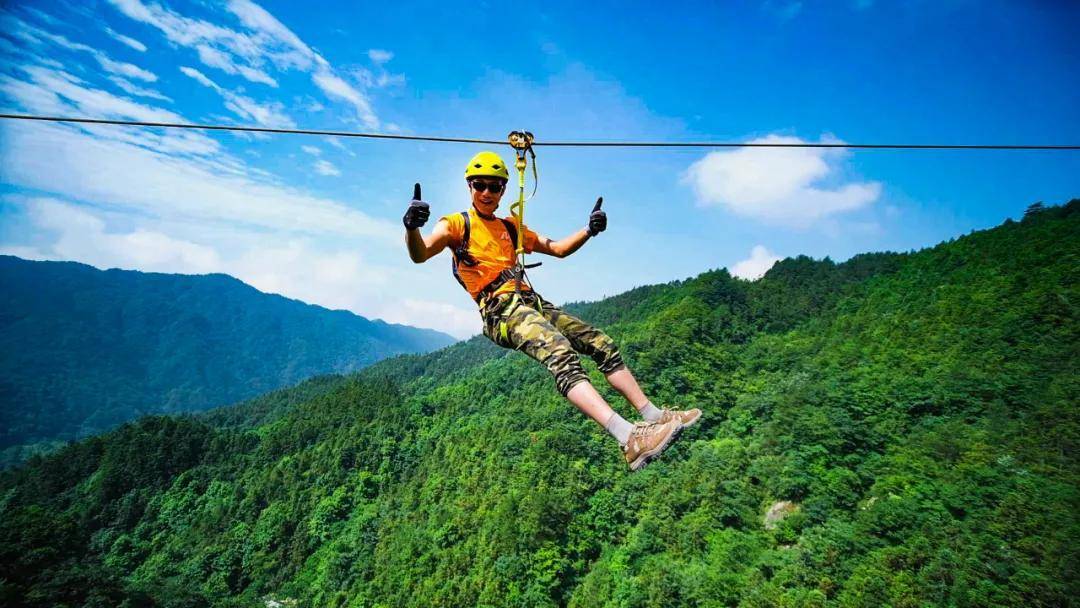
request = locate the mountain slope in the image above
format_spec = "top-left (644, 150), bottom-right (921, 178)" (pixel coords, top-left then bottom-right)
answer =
top-left (0, 256), bottom-right (455, 468)
top-left (0, 201), bottom-right (1076, 607)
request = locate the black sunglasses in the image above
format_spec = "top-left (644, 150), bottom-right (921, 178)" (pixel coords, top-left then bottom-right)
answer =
top-left (470, 180), bottom-right (505, 194)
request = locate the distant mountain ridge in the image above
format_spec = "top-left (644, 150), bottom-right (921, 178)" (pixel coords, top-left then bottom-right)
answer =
top-left (0, 256), bottom-right (456, 467)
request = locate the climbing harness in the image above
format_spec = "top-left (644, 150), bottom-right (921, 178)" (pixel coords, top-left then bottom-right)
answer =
top-left (450, 131), bottom-right (546, 346)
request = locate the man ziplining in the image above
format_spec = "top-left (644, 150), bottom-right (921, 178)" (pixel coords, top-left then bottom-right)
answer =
top-left (403, 150), bottom-right (701, 470)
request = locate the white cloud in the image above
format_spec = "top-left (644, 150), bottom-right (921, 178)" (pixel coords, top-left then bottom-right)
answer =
top-left (178, 65), bottom-right (214, 88)
top-left (352, 48), bottom-right (406, 91)
top-left (107, 0), bottom-right (385, 126)
top-left (223, 95), bottom-right (293, 128)
top-left (352, 67), bottom-right (406, 90)
top-left (312, 68), bottom-right (378, 128)
top-left (313, 159), bottom-right (340, 176)
top-left (225, 240), bottom-right (391, 311)
top-left (379, 298), bottom-right (479, 341)
top-left (226, 0), bottom-right (314, 61)
top-left (5, 197), bottom-right (221, 273)
top-left (2, 65), bottom-right (181, 122)
top-left (1, 64), bottom-right (380, 240)
top-left (730, 245), bottom-right (783, 280)
top-left (1, 68), bottom-right (218, 156)
top-left (1, 120), bottom-right (394, 241)
top-left (368, 49), bottom-right (393, 65)
top-left (108, 75), bottom-right (172, 102)
top-left (237, 65), bottom-right (279, 87)
top-left (682, 133), bottom-right (882, 227)
top-left (195, 44), bottom-right (278, 87)
top-left (97, 55), bottom-right (158, 82)
top-left (323, 136), bottom-right (355, 156)
top-left (105, 27), bottom-right (147, 52)
top-left (301, 145), bottom-right (321, 156)
top-left (107, 0), bottom-right (312, 78)
top-left (5, 15), bottom-right (158, 82)
top-left (21, 6), bottom-right (62, 27)
top-left (179, 66), bottom-right (294, 127)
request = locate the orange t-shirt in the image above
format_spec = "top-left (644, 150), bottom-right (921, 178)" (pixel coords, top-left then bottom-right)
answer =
top-left (440, 207), bottom-right (539, 303)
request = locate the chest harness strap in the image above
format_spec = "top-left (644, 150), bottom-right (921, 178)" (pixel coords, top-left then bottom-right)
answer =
top-left (450, 211), bottom-right (543, 342)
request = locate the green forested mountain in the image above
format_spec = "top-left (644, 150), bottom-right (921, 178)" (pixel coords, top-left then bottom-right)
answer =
top-left (0, 201), bottom-right (1076, 607)
top-left (0, 257), bottom-right (455, 469)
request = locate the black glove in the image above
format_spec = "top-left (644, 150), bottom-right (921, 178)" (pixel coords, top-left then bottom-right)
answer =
top-left (586, 197), bottom-right (607, 236)
top-left (403, 183), bottom-right (430, 230)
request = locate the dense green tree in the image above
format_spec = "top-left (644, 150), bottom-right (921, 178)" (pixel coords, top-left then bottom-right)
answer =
top-left (0, 200), bottom-right (1076, 606)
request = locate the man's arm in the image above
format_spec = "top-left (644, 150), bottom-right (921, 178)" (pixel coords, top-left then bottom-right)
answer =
top-left (531, 229), bottom-right (591, 259)
top-left (530, 196), bottom-right (606, 259)
top-left (406, 218), bottom-right (452, 263)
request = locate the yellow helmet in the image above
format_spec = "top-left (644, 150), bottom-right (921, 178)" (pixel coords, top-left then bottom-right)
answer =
top-left (464, 151), bottom-right (510, 181)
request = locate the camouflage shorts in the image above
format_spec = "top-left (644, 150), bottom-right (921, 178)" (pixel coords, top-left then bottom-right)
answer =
top-left (480, 290), bottom-right (626, 396)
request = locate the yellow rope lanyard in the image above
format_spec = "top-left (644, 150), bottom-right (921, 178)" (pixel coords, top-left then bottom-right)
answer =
top-left (500, 131), bottom-right (541, 343)
top-left (509, 130), bottom-right (541, 296)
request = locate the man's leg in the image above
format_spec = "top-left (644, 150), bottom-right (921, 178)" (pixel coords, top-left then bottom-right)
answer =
top-left (538, 300), bottom-right (663, 420)
top-left (565, 382), bottom-right (634, 446)
top-left (604, 367), bottom-right (664, 421)
top-left (483, 296), bottom-right (636, 445)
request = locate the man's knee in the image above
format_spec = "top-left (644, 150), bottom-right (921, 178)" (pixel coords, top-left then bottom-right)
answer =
top-left (550, 354), bottom-right (589, 396)
top-left (548, 308), bottom-right (625, 374)
top-left (509, 313), bottom-right (587, 396)
top-left (587, 331), bottom-right (625, 374)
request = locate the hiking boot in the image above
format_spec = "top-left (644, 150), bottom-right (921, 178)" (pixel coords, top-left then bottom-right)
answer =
top-left (656, 407), bottom-right (703, 429)
top-left (623, 419), bottom-right (682, 471)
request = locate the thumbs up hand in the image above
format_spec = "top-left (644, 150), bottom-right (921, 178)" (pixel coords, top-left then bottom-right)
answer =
top-left (586, 196), bottom-right (607, 236)
top-left (403, 183), bottom-right (430, 230)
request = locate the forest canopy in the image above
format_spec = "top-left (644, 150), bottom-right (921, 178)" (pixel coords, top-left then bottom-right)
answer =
top-left (1, 200), bottom-right (1076, 607)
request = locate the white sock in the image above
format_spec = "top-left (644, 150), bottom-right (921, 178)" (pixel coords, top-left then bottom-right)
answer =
top-left (637, 400), bottom-right (663, 422)
top-left (604, 412), bottom-right (634, 446)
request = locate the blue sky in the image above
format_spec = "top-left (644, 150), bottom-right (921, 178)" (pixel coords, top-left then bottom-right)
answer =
top-left (0, 0), bottom-right (1077, 338)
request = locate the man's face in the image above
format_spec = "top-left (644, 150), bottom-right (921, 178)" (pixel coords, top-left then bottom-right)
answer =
top-left (469, 178), bottom-right (506, 214)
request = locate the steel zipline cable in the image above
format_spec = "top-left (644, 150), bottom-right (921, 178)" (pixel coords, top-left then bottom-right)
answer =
top-left (1, 113), bottom-right (1079, 150)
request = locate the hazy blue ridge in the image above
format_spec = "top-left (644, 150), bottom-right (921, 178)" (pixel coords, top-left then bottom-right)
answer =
top-left (0, 256), bottom-right (456, 468)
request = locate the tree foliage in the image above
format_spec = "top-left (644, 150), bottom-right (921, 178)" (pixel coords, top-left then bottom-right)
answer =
top-left (1, 200), bottom-right (1077, 607)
